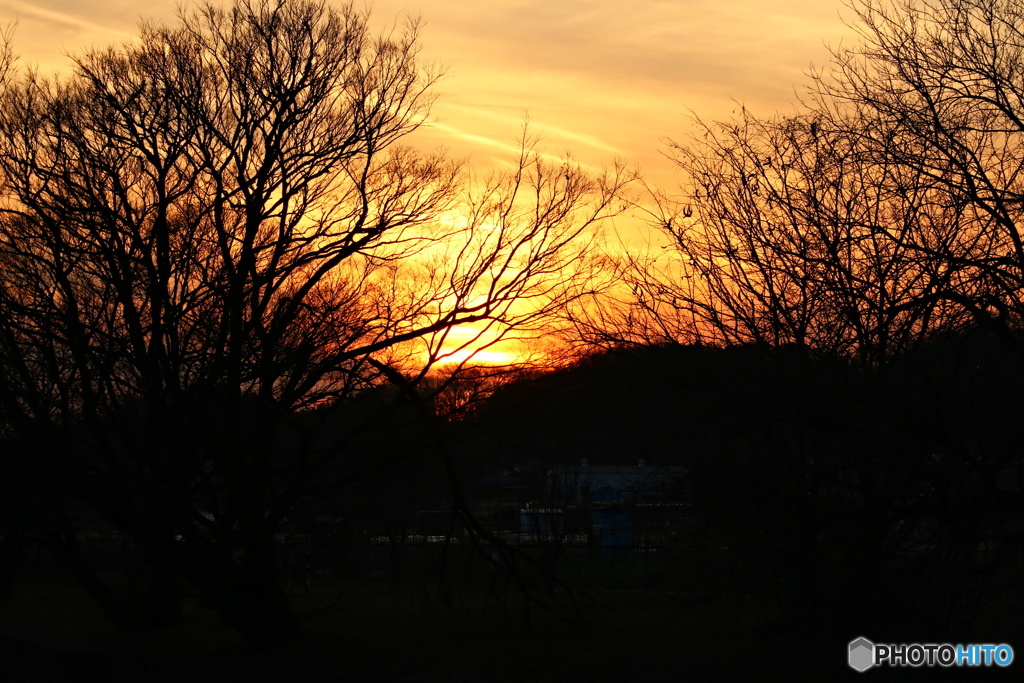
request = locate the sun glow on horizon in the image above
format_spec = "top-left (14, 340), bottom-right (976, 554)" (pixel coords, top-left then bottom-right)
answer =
top-left (426, 322), bottom-right (533, 367)
top-left (434, 347), bottom-right (521, 366)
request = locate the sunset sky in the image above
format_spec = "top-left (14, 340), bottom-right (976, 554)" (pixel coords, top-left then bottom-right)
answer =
top-left (1, 0), bottom-right (853, 186)
top-left (0, 0), bottom-right (858, 364)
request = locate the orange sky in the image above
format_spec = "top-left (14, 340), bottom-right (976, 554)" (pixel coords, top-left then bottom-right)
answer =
top-left (1, 0), bottom-right (853, 186)
top-left (0, 0), bottom-right (856, 364)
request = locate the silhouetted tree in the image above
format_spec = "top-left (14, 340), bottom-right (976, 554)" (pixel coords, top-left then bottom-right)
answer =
top-left (572, 111), bottom-right (979, 365)
top-left (573, 1), bottom-right (1024, 364)
top-left (0, 0), bottom-right (624, 647)
top-left (811, 0), bottom-right (1024, 336)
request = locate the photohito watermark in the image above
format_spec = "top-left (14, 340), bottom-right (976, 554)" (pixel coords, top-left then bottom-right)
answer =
top-left (849, 637), bottom-right (1014, 672)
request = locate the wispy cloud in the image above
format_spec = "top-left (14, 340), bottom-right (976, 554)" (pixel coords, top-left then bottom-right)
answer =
top-left (444, 104), bottom-right (626, 155)
top-left (431, 122), bottom-right (526, 157)
top-left (388, 0), bottom-right (852, 184)
top-left (403, 0), bottom-right (848, 105)
top-left (430, 122), bottom-right (602, 173)
top-left (1, 1), bottom-right (135, 40)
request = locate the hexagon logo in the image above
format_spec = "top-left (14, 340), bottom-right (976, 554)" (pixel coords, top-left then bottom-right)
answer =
top-left (849, 637), bottom-right (875, 672)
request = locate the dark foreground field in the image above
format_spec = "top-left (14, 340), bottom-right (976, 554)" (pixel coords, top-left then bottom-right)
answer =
top-left (1, 571), bottom-right (1000, 682)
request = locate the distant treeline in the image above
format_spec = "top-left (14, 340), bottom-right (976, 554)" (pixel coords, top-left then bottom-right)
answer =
top-left (459, 337), bottom-right (1024, 641)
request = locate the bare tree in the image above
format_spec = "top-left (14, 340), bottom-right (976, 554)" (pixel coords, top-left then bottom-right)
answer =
top-left (572, 110), bottom-right (975, 365)
top-left (571, 2), bottom-right (1024, 364)
top-left (812, 0), bottom-right (1024, 334)
top-left (0, 0), bottom-right (624, 647)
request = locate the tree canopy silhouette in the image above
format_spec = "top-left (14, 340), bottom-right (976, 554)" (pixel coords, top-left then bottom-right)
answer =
top-left (0, 0), bottom-right (624, 647)
top-left (572, 0), bottom-right (1024, 365)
